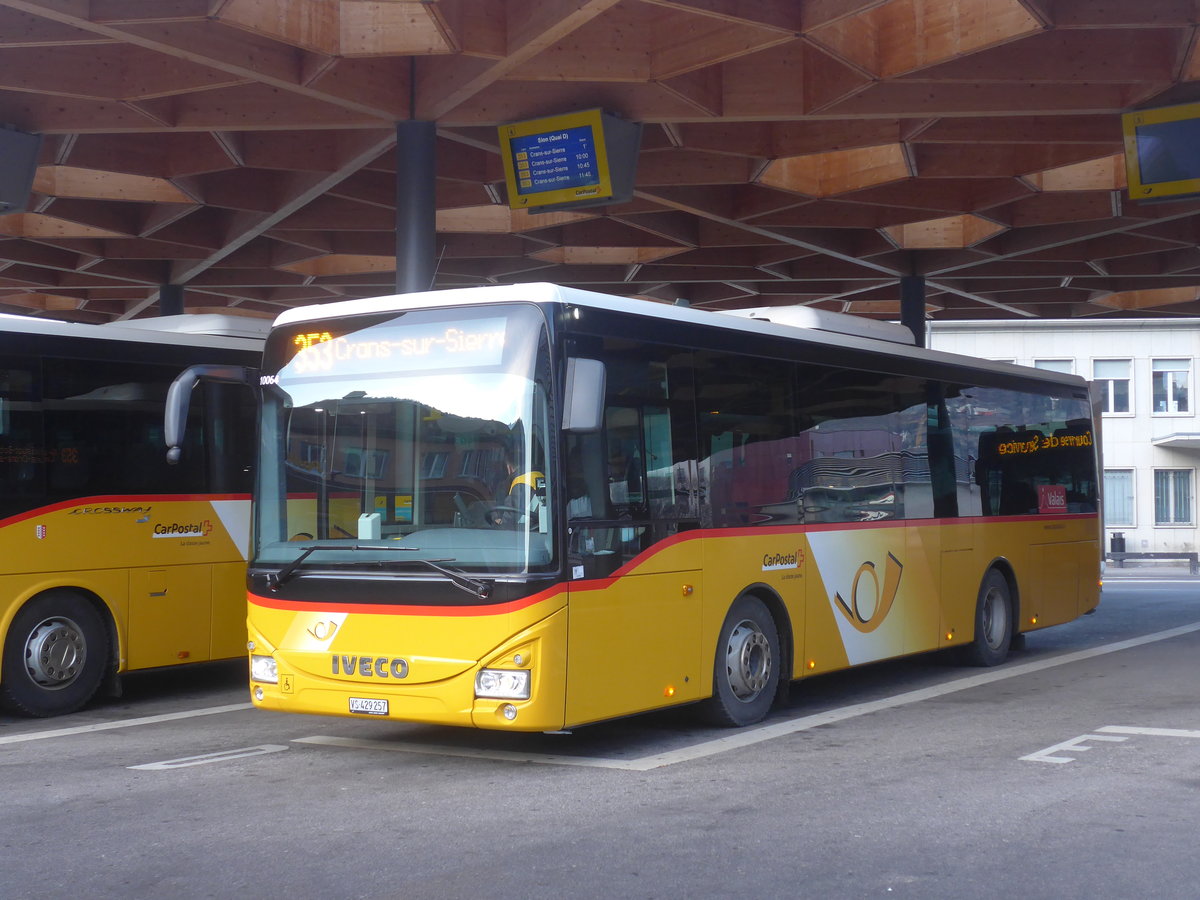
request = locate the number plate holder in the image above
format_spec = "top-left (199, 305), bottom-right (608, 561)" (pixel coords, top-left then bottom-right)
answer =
top-left (348, 697), bottom-right (388, 716)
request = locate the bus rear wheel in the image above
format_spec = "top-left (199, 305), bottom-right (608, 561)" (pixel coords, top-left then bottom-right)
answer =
top-left (0, 591), bottom-right (109, 717)
top-left (702, 595), bottom-right (780, 727)
top-left (965, 570), bottom-right (1012, 667)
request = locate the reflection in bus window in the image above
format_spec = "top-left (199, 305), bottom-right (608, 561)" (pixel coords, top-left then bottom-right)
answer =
top-left (565, 338), bottom-right (698, 578)
top-left (788, 368), bottom-right (931, 525)
top-left (945, 385), bottom-right (1096, 517)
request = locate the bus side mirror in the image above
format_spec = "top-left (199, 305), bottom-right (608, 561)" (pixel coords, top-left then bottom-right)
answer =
top-left (165, 364), bottom-right (257, 464)
top-left (562, 357), bottom-right (606, 433)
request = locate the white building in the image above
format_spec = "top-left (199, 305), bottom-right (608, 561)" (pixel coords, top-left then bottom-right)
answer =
top-left (929, 318), bottom-right (1200, 556)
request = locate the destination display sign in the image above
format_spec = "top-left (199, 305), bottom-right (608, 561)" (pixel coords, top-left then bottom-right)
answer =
top-left (267, 317), bottom-right (509, 384)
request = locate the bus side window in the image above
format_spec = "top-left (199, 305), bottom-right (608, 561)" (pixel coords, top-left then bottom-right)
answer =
top-left (0, 361), bottom-right (45, 517)
top-left (697, 353), bottom-right (797, 528)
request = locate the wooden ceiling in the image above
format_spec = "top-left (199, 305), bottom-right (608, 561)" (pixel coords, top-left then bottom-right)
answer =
top-left (3, 0), bottom-right (1200, 324)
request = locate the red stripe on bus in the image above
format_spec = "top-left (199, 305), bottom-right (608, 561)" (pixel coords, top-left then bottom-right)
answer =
top-left (0, 494), bottom-right (251, 528)
top-left (589, 511), bottom-right (1099, 580)
top-left (250, 510), bottom-right (1100, 608)
top-left (249, 583), bottom-right (567, 617)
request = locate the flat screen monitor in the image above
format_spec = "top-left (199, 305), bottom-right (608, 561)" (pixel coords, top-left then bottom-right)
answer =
top-left (0, 127), bottom-right (41, 213)
top-left (1122, 103), bottom-right (1200, 201)
top-left (498, 109), bottom-right (641, 213)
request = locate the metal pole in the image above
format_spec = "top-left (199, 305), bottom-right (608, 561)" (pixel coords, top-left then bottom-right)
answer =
top-left (900, 275), bottom-right (926, 348)
top-left (395, 121), bottom-right (437, 294)
top-left (159, 284), bottom-right (184, 316)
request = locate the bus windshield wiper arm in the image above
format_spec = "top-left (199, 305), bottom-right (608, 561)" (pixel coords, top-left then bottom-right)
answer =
top-left (268, 542), bottom-right (418, 590)
top-left (396, 556), bottom-right (493, 600)
top-left (269, 544), bottom-right (321, 589)
top-left (268, 543), bottom-right (491, 599)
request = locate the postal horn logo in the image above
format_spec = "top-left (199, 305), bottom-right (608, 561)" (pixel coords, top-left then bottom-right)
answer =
top-left (833, 552), bottom-right (903, 634)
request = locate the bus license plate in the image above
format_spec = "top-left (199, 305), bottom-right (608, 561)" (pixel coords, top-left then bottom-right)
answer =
top-left (349, 697), bottom-right (388, 716)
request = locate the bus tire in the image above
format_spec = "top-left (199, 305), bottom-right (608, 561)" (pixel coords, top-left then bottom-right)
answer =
top-left (0, 591), bottom-right (109, 717)
top-left (702, 595), bottom-right (780, 727)
top-left (965, 570), bottom-right (1012, 667)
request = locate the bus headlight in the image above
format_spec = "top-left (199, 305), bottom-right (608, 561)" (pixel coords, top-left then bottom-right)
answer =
top-left (475, 668), bottom-right (530, 700)
top-left (250, 654), bottom-right (278, 684)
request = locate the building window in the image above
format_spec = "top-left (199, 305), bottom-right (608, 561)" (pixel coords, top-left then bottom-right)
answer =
top-left (1154, 469), bottom-right (1193, 525)
top-left (1034, 359), bottom-right (1074, 374)
top-left (1093, 359), bottom-right (1131, 414)
top-left (1104, 469), bottom-right (1134, 526)
top-left (1152, 358), bottom-right (1190, 414)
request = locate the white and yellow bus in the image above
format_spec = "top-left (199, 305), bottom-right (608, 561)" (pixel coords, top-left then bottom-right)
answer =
top-left (0, 314), bottom-right (261, 716)
top-left (230, 284), bottom-right (1100, 731)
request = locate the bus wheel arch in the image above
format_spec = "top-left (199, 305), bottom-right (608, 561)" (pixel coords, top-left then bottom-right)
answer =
top-left (965, 564), bottom-right (1016, 667)
top-left (0, 588), bottom-right (115, 717)
top-left (702, 587), bottom-right (790, 727)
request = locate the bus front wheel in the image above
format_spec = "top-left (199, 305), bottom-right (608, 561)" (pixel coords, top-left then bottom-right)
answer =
top-left (703, 595), bottom-right (780, 727)
top-left (0, 591), bottom-right (109, 717)
top-left (965, 570), bottom-right (1012, 667)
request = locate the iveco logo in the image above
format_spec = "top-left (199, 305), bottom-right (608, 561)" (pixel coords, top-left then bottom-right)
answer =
top-left (331, 655), bottom-right (409, 679)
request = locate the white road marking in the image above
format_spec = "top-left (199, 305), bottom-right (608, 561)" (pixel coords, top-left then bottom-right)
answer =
top-left (129, 744), bottom-right (288, 770)
top-left (1022, 725), bottom-right (1200, 763)
top-left (293, 620), bottom-right (1200, 771)
top-left (1107, 579), bottom-right (1198, 584)
top-left (0, 703), bottom-right (252, 746)
top-left (1098, 725), bottom-right (1200, 739)
top-left (293, 734), bottom-right (641, 769)
top-left (1020, 733), bottom-right (1128, 764)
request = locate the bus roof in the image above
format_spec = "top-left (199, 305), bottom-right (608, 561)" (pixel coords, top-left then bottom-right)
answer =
top-left (0, 312), bottom-right (265, 352)
top-left (270, 283), bottom-right (1086, 390)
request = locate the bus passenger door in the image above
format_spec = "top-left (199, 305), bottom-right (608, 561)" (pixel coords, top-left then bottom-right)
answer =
top-left (926, 388), bottom-right (978, 650)
top-left (127, 564), bottom-right (214, 668)
top-left (561, 355), bottom-right (703, 725)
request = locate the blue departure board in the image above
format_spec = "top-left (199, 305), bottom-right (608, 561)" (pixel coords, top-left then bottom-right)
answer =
top-left (499, 109), bottom-right (642, 211)
top-left (509, 125), bottom-right (599, 196)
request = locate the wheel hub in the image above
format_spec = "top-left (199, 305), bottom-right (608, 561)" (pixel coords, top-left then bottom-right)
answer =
top-left (981, 588), bottom-right (1009, 650)
top-left (724, 619), bottom-right (771, 701)
top-left (23, 617), bottom-right (86, 688)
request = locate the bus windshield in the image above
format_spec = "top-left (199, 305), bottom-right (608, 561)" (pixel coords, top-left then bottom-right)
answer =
top-left (253, 303), bottom-right (555, 576)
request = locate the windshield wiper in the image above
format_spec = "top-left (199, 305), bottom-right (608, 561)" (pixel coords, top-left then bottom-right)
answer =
top-left (395, 556), bottom-right (493, 600)
top-left (268, 543), bottom-right (336, 588)
top-left (267, 543), bottom-right (491, 599)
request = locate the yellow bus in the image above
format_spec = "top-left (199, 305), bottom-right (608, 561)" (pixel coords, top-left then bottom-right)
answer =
top-left (231, 284), bottom-right (1100, 730)
top-left (0, 314), bottom-right (261, 717)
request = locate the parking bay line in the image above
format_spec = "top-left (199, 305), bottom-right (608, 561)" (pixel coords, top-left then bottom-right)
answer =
top-left (295, 621), bottom-right (1200, 771)
top-left (0, 703), bottom-right (252, 746)
top-left (130, 744), bottom-right (288, 770)
top-left (1099, 725), bottom-right (1200, 739)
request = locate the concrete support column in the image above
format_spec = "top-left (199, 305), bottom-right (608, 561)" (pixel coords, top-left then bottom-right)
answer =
top-left (395, 121), bottom-right (437, 294)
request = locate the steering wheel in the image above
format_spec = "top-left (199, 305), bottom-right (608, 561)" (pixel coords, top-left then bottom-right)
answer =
top-left (484, 505), bottom-right (521, 527)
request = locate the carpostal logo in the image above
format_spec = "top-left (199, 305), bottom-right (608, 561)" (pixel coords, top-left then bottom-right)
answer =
top-left (762, 548), bottom-right (804, 571)
top-left (152, 520), bottom-right (214, 539)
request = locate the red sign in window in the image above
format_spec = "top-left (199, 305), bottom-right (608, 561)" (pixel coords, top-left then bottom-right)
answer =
top-left (1038, 484), bottom-right (1067, 515)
